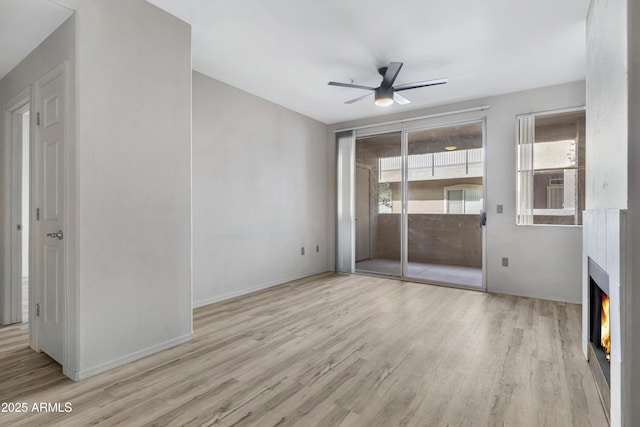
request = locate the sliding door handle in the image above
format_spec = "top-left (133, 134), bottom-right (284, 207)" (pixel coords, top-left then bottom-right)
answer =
top-left (480, 211), bottom-right (487, 227)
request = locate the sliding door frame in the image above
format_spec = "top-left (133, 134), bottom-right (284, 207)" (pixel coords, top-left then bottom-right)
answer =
top-left (354, 117), bottom-right (488, 291)
top-left (401, 131), bottom-right (409, 281)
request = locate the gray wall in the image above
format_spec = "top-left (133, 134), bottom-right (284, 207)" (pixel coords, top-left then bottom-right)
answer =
top-left (74, 0), bottom-right (192, 378)
top-left (192, 71), bottom-right (330, 307)
top-left (330, 81), bottom-right (585, 303)
top-left (627, 0), bottom-right (640, 421)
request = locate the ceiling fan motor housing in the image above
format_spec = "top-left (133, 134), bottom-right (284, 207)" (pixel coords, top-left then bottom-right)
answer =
top-left (375, 86), bottom-right (394, 105)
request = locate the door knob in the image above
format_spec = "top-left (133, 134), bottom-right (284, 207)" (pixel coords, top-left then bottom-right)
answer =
top-left (46, 230), bottom-right (64, 240)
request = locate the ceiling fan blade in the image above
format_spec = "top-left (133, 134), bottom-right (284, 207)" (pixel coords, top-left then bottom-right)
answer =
top-left (382, 62), bottom-right (403, 87)
top-left (394, 78), bottom-right (448, 92)
top-left (393, 93), bottom-right (411, 105)
top-left (328, 81), bottom-right (376, 91)
top-left (345, 92), bottom-right (374, 104)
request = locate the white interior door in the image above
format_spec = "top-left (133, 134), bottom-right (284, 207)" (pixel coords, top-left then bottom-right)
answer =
top-left (355, 166), bottom-right (371, 261)
top-left (35, 65), bottom-right (66, 365)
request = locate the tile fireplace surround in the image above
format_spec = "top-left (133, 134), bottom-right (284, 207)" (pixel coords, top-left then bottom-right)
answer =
top-left (583, 209), bottom-right (625, 426)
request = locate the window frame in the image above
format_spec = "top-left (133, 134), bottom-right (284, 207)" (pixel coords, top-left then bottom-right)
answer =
top-left (515, 106), bottom-right (586, 227)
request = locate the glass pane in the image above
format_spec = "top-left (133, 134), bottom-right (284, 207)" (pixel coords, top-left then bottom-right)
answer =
top-left (532, 110), bottom-right (585, 225)
top-left (354, 133), bottom-right (401, 276)
top-left (532, 168), bottom-right (578, 225)
top-left (464, 189), bottom-right (483, 214)
top-left (406, 122), bottom-right (483, 287)
top-left (447, 190), bottom-right (463, 214)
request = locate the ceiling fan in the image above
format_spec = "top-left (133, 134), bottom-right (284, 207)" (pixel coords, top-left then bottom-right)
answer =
top-left (328, 62), bottom-right (447, 107)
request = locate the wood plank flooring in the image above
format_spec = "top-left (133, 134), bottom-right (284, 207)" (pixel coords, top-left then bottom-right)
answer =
top-left (0, 273), bottom-right (607, 426)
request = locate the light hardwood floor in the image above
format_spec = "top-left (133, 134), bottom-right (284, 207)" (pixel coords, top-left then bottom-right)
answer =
top-left (0, 273), bottom-right (607, 426)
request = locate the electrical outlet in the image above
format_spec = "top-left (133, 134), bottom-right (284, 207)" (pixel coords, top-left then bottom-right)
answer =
top-left (316, 245), bottom-right (319, 253)
top-left (301, 247), bottom-right (305, 256)
top-left (497, 204), bottom-right (503, 214)
top-left (502, 257), bottom-right (509, 267)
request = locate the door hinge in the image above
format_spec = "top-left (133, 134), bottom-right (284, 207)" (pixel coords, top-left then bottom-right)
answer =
top-left (35, 303), bottom-right (40, 317)
top-left (36, 208), bottom-right (40, 221)
top-left (36, 112), bottom-right (41, 126)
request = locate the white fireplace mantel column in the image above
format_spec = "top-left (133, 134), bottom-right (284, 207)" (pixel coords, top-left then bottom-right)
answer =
top-left (582, 208), bottom-right (625, 426)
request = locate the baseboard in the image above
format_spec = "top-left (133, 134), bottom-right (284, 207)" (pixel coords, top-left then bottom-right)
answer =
top-left (193, 270), bottom-right (329, 309)
top-left (488, 287), bottom-right (581, 304)
top-left (64, 332), bottom-right (193, 381)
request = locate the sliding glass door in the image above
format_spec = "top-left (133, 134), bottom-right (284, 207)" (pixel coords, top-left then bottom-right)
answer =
top-left (405, 122), bottom-right (484, 287)
top-left (347, 120), bottom-right (485, 289)
top-left (354, 133), bottom-right (402, 276)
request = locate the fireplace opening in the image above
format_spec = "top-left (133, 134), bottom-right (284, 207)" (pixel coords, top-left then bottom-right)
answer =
top-left (590, 276), bottom-right (611, 384)
top-left (588, 258), bottom-right (611, 422)
top-left (601, 293), bottom-right (610, 363)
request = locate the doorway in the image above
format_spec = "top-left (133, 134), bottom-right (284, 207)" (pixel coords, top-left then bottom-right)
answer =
top-left (350, 120), bottom-right (486, 289)
top-left (4, 93), bottom-right (31, 327)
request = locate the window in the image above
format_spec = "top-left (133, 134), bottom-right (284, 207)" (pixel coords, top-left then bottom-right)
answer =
top-left (516, 109), bottom-right (585, 225)
top-left (444, 185), bottom-right (483, 214)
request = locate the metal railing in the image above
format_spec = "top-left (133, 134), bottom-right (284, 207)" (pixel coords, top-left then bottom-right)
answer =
top-left (379, 148), bottom-right (483, 172)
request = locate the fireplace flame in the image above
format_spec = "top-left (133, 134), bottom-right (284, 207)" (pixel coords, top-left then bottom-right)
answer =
top-left (601, 293), bottom-right (610, 363)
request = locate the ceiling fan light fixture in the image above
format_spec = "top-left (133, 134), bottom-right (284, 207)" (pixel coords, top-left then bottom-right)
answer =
top-left (374, 97), bottom-right (394, 107)
top-left (374, 87), bottom-right (394, 107)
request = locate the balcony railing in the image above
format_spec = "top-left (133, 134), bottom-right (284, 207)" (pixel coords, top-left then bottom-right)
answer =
top-left (379, 148), bottom-right (483, 177)
top-left (379, 148), bottom-right (482, 171)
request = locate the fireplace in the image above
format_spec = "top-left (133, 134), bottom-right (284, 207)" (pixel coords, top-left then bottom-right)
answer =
top-left (588, 258), bottom-right (610, 422)
top-left (583, 209), bottom-right (624, 425)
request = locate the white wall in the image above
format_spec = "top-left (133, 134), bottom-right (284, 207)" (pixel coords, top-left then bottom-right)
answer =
top-left (192, 71), bottom-right (330, 307)
top-left (586, 1), bottom-right (640, 425)
top-left (0, 16), bottom-right (76, 326)
top-left (330, 81), bottom-right (585, 303)
top-left (73, 0), bottom-right (192, 379)
top-left (586, 0), bottom-right (628, 210)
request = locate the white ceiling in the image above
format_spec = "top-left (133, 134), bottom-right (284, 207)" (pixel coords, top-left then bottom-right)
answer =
top-left (148, 0), bottom-right (590, 124)
top-left (1, 0), bottom-right (590, 124)
top-left (0, 0), bottom-right (72, 80)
